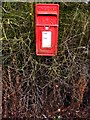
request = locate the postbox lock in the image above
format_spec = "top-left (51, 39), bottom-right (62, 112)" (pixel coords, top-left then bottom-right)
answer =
top-left (45, 26), bottom-right (49, 30)
top-left (36, 4), bottom-right (59, 56)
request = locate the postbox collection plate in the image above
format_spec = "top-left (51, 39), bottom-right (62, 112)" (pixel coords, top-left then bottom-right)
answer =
top-left (42, 31), bottom-right (51, 48)
top-left (36, 4), bottom-right (59, 56)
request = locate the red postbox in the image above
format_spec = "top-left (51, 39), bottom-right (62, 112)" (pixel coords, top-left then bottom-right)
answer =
top-left (36, 4), bottom-right (59, 56)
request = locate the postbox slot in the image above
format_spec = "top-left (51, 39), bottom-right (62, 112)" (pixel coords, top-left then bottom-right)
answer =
top-left (37, 14), bottom-right (57, 16)
top-left (37, 11), bottom-right (57, 15)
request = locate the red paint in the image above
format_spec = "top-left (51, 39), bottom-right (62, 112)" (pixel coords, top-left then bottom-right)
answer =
top-left (36, 4), bottom-right (59, 56)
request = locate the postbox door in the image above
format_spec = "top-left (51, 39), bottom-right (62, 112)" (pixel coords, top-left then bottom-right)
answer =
top-left (36, 26), bottom-right (58, 55)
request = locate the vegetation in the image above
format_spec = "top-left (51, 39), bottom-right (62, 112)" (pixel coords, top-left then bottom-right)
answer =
top-left (2, 2), bottom-right (90, 119)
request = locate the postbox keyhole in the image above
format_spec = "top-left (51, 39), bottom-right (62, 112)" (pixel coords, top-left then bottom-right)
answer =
top-left (45, 26), bottom-right (49, 30)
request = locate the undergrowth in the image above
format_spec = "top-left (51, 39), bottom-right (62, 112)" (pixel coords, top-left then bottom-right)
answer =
top-left (2, 2), bottom-right (90, 119)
